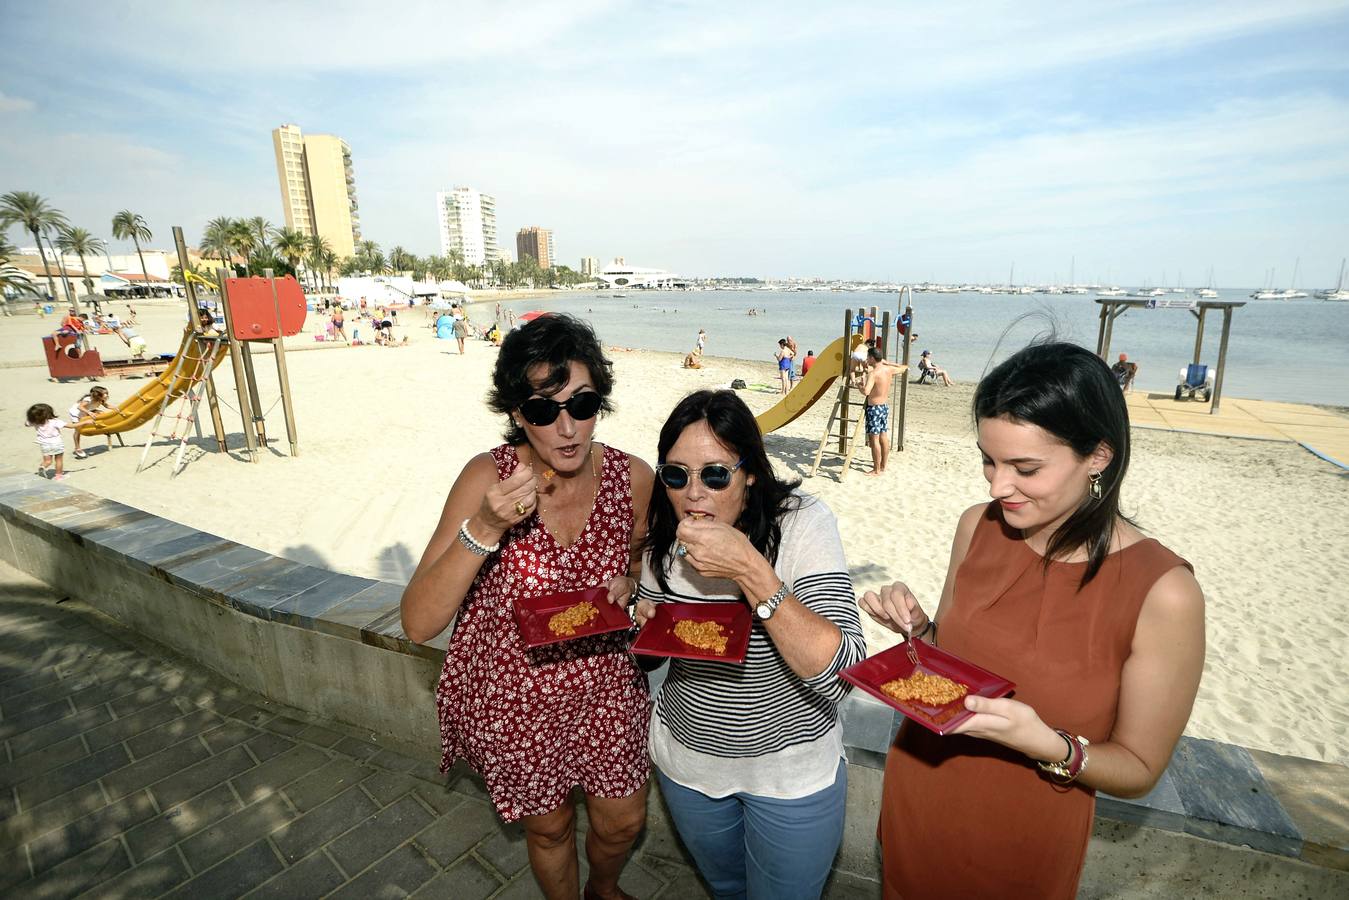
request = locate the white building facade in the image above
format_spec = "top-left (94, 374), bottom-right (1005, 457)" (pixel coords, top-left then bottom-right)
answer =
top-left (436, 187), bottom-right (498, 266)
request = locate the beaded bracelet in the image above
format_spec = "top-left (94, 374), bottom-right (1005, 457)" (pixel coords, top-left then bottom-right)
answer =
top-left (457, 519), bottom-right (500, 556)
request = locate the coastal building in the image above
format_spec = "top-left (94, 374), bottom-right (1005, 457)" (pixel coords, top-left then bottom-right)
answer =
top-left (436, 187), bottom-right (498, 266)
top-left (581, 256), bottom-right (598, 276)
top-left (271, 124), bottom-right (361, 258)
top-left (516, 227), bottom-right (553, 269)
top-left (596, 262), bottom-right (680, 289)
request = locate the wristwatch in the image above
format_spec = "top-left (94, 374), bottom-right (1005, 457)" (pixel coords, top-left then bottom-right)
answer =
top-left (755, 583), bottom-right (789, 621)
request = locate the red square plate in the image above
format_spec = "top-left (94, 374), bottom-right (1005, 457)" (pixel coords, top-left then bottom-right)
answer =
top-left (514, 586), bottom-right (633, 648)
top-left (630, 602), bottom-right (751, 664)
top-left (839, 640), bottom-right (1015, 735)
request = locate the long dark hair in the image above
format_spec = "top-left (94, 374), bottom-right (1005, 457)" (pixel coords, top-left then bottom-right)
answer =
top-left (644, 390), bottom-right (802, 593)
top-left (974, 342), bottom-right (1131, 585)
top-left (487, 314), bottom-right (615, 444)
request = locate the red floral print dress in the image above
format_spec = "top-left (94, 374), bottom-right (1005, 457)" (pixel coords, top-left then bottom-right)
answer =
top-left (436, 443), bottom-right (650, 822)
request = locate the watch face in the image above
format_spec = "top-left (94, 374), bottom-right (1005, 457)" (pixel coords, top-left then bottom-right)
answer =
top-left (755, 603), bottom-right (772, 620)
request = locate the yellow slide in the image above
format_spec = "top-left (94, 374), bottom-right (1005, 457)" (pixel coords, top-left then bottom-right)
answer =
top-left (78, 329), bottom-right (229, 436)
top-left (755, 333), bottom-right (865, 434)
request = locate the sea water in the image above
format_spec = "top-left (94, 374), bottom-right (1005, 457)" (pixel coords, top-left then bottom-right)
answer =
top-left (494, 290), bottom-right (1349, 408)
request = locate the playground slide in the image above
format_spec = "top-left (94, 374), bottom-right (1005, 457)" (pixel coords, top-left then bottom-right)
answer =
top-left (755, 334), bottom-right (865, 434)
top-left (77, 329), bottom-right (229, 436)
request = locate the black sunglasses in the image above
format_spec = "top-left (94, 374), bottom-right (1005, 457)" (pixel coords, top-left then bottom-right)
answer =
top-left (519, 391), bottom-right (603, 427)
top-left (656, 459), bottom-right (745, 491)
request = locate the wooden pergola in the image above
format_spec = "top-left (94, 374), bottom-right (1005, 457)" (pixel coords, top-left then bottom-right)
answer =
top-left (1095, 298), bottom-right (1246, 414)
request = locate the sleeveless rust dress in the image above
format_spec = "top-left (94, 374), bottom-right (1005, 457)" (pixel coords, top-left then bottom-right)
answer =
top-left (880, 503), bottom-right (1191, 900)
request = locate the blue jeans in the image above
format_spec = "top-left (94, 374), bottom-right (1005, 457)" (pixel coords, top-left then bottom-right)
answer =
top-left (655, 759), bottom-right (847, 900)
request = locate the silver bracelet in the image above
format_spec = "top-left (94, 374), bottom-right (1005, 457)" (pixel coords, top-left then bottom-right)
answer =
top-left (457, 519), bottom-right (500, 556)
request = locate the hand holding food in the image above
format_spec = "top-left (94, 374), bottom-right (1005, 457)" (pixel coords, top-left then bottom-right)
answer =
top-left (479, 465), bottom-right (539, 533)
top-left (603, 574), bottom-right (636, 607)
top-left (949, 695), bottom-right (1064, 762)
top-left (674, 518), bottom-right (753, 580)
top-left (860, 581), bottom-right (928, 636)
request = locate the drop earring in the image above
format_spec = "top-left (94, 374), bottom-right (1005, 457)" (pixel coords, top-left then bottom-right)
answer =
top-left (1088, 471), bottom-right (1103, 500)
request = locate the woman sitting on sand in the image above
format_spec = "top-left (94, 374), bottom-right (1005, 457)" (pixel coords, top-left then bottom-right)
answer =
top-left (402, 314), bottom-right (654, 900)
top-left (633, 389), bottom-right (864, 900)
top-left (861, 341), bottom-right (1205, 900)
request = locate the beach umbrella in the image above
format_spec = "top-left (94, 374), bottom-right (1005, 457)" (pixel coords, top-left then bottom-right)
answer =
top-left (518, 310), bottom-right (549, 322)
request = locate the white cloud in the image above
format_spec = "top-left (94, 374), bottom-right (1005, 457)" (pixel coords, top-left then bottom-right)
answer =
top-left (0, 91), bottom-right (35, 113)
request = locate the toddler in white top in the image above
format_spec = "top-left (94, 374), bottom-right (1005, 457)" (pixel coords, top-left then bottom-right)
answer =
top-left (27, 403), bottom-right (72, 481)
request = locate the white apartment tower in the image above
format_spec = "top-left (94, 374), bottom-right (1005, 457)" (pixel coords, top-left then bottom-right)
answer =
top-left (436, 188), bottom-right (498, 266)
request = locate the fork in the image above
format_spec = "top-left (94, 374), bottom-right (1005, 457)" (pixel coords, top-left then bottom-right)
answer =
top-left (904, 625), bottom-right (921, 669)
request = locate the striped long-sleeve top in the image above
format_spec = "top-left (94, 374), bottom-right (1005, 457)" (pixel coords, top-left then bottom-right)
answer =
top-left (638, 491), bottom-right (865, 800)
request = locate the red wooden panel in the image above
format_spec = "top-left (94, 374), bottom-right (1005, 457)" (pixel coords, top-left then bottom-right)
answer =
top-left (224, 276), bottom-right (307, 340)
top-left (42, 335), bottom-right (106, 379)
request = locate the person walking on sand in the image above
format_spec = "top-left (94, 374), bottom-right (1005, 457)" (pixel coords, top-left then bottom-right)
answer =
top-left (696, 328), bottom-right (707, 355)
top-left (69, 386), bottom-right (113, 459)
top-left (775, 339), bottom-right (795, 394)
top-left (854, 346), bottom-right (905, 476)
top-left (331, 307), bottom-right (349, 344)
top-left (453, 313), bottom-right (469, 354)
top-left (861, 341), bottom-right (1204, 900)
top-left (27, 404), bottom-right (73, 481)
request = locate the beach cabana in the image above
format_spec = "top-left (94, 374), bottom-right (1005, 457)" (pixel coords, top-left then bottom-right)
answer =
top-left (1095, 298), bottom-right (1246, 414)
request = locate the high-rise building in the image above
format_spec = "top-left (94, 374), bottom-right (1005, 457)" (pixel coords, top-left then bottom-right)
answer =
top-left (436, 188), bottom-right (498, 266)
top-left (581, 257), bottom-right (598, 276)
top-left (271, 124), bottom-right (360, 258)
top-left (516, 226), bottom-right (553, 269)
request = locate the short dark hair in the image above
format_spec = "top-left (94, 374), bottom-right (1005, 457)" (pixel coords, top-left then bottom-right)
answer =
top-left (487, 314), bottom-right (614, 444)
top-left (974, 342), bottom-right (1132, 585)
top-left (867, 346), bottom-right (883, 362)
top-left (643, 390), bottom-right (803, 592)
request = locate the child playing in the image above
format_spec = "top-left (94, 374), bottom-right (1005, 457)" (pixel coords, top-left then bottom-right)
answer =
top-left (69, 386), bottom-right (113, 459)
top-left (27, 404), bottom-right (72, 481)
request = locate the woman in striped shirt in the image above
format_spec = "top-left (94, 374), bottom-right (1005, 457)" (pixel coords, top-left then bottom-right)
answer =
top-left (634, 389), bottom-right (865, 900)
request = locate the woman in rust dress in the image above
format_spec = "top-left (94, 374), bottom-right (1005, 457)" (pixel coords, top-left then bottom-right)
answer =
top-left (402, 314), bottom-right (653, 900)
top-left (861, 342), bottom-right (1205, 899)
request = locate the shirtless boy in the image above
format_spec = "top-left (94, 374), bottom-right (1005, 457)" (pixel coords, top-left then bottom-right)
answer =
top-left (855, 346), bottom-right (905, 476)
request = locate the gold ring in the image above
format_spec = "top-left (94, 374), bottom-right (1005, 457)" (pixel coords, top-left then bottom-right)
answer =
top-left (514, 501), bottom-right (527, 516)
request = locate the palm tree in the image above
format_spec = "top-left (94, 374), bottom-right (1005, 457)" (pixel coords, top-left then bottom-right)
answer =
top-left (247, 217), bottom-right (273, 256)
top-left (306, 235), bottom-right (332, 291)
top-left (110, 210), bottom-right (153, 290)
top-left (273, 227), bottom-right (309, 276)
top-left (202, 217), bottom-right (236, 276)
top-left (319, 248), bottom-right (338, 291)
top-left (55, 226), bottom-right (107, 296)
top-left (227, 220), bottom-right (258, 275)
top-left (388, 245), bottom-right (414, 274)
top-left (0, 191), bottom-right (67, 302)
top-left (0, 233), bottom-right (35, 304)
top-left (357, 239), bottom-right (379, 258)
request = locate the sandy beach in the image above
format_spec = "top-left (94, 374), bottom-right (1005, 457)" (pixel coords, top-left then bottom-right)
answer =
top-left (3, 299), bottom-right (1347, 766)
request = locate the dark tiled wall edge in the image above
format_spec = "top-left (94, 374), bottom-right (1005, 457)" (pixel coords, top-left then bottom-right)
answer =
top-left (0, 467), bottom-right (1343, 871)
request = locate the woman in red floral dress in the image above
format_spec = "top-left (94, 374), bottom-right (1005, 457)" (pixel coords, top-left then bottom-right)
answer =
top-left (403, 315), bottom-right (654, 900)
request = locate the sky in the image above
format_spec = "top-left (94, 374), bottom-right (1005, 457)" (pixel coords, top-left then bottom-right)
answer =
top-left (2, 0), bottom-right (1348, 285)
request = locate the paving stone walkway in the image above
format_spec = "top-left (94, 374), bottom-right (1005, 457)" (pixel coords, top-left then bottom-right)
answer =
top-left (6, 563), bottom-right (1345, 900)
top-left (0, 567), bottom-right (728, 900)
